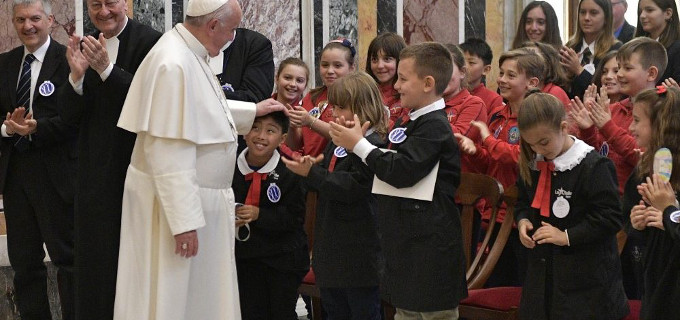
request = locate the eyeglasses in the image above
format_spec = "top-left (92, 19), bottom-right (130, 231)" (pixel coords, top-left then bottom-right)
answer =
top-left (89, 0), bottom-right (120, 11)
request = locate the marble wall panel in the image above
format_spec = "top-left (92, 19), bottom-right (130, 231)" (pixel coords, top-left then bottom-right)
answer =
top-left (172, 0), bottom-right (184, 27)
top-left (465, 0), bottom-right (485, 40)
top-left (329, 0), bottom-right (358, 43)
top-left (0, 0), bottom-right (76, 53)
top-left (377, 0), bottom-right (398, 34)
top-left (357, 0), bottom-right (377, 71)
top-left (313, 0), bottom-right (323, 86)
top-left (132, 0), bottom-right (165, 32)
top-left (240, 0), bottom-right (301, 71)
top-left (403, 0), bottom-right (458, 45)
top-left (486, 0), bottom-right (505, 91)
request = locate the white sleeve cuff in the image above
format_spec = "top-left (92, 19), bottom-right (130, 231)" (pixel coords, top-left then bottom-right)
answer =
top-left (1, 124), bottom-right (12, 137)
top-left (565, 229), bottom-right (571, 246)
top-left (68, 73), bottom-right (84, 95)
top-left (99, 63), bottom-right (114, 82)
top-left (353, 137), bottom-right (377, 162)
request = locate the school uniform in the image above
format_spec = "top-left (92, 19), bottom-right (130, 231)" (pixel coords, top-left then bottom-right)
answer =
top-left (619, 172), bottom-right (647, 300)
top-left (233, 149), bottom-right (309, 320)
top-left (270, 93), bottom-right (302, 160)
top-left (622, 173), bottom-right (680, 319)
top-left (444, 89), bottom-right (487, 174)
top-left (470, 82), bottom-right (504, 119)
top-left (299, 89), bottom-right (332, 156)
top-left (306, 131), bottom-right (385, 319)
top-left (569, 40), bottom-right (622, 99)
top-left (353, 99), bottom-right (467, 313)
top-left (660, 40), bottom-right (680, 86)
top-left (578, 98), bottom-right (637, 195)
top-left (615, 21), bottom-right (635, 44)
top-left (515, 138), bottom-right (629, 320)
top-left (379, 82), bottom-right (406, 124)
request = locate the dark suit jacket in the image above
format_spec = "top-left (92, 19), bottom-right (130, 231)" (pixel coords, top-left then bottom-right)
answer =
top-left (660, 40), bottom-right (680, 84)
top-left (0, 40), bottom-right (77, 202)
top-left (57, 18), bottom-right (161, 320)
top-left (217, 28), bottom-right (274, 103)
top-left (569, 41), bottom-right (623, 99)
top-left (617, 21), bottom-right (636, 44)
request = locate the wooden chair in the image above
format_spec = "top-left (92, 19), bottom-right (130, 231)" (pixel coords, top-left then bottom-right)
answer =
top-left (298, 191), bottom-right (323, 320)
top-left (458, 185), bottom-right (521, 320)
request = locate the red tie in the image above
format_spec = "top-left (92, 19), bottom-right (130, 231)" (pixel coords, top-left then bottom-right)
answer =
top-left (531, 161), bottom-right (555, 218)
top-left (328, 155), bottom-right (338, 173)
top-left (245, 172), bottom-right (268, 207)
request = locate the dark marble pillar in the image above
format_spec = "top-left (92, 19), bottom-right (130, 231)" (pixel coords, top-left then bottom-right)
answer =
top-left (377, 0), bottom-right (398, 34)
top-left (465, 0), bottom-right (486, 40)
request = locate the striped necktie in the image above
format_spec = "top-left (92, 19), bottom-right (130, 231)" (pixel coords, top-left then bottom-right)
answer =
top-left (580, 48), bottom-right (592, 66)
top-left (17, 54), bottom-right (36, 110)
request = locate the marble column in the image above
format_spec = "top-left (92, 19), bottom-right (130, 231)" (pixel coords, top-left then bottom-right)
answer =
top-left (465, 0), bottom-right (485, 40)
top-left (486, 0), bottom-right (505, 91)
top-left (357, 0), bottom-right (377, 71)
top-left (0, 0), bottom-right (76, 53)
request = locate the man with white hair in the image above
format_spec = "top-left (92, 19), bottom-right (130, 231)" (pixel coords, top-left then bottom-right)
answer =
top-left (611, 0), bottom-right (635, 43)
top-left (113, 0), bottom-right (286, 319)
top-left (0, 1), bottom-right (76, 318)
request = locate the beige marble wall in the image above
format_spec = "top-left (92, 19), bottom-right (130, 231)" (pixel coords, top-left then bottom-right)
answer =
top-left (240, 0), bottom-right (301, 71)
top-left (357, 0), bottom-right (378, 71)
top-left (0, 0), bottom-right (76, 53)
top-left (403, 0), bottom-right (458, 45)
top-left (486, 0), bottom-right (505, 91)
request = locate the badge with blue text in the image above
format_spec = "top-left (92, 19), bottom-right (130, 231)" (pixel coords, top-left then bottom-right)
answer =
top-left (599, 142), bottom-right (609, 157)
top-left (334, 146), bottom-right (347, 158)
top-left (508, 126), bottom-right (520, 144)
top-left (267, 183), bottom-right (281, 203)
top-left (39, 81), bottom-right (55, 97)
top-left (309, 107), bottom-right (320, 118)
top-left (670, 210), bottom-right (680, 223)
top-left (221, 83), bottom-right (234, 92)
top-left (388, 127), bottom-right (407, 144)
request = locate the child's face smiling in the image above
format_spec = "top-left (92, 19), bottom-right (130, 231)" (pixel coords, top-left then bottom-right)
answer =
top-left (276, 64), bottom-right (307, 104)
top-left (394, 57), bottom-right (429, 109)
top-left (370, 50), bottom-right (398, 85)
top-left (320, 48), bottom-right (354, 87)
top-left (629, 102), bottom-right (652, 149)
top-left (601, 57), bottom-right (621, 98)
top-left (617, 53), bottom-right (655, 97)
top-left (497, 59), bottom-right (533, 105)
top-left (244, 117), bottom-right (286, 166)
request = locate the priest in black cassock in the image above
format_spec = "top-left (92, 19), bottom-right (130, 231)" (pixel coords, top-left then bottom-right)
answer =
top-left (58, 0), bottom-right (161, 318)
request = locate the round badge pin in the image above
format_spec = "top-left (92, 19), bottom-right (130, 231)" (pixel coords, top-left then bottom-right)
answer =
top-left (388, 127), bottom-right (407, 144)
top-left (267, 183), bottom-right (281, 203)
top-left (508, 126), bottom-right (520, 144)
top-left (39, 81), bottom-right (55, 97)
top-left (653, 147), bottom-right (673, 183)
top-left (334, 146), bottom-right (348, 158)
top-left (221, 83), bottom-right (234, 92)
top-left (552, 196), bottom-right (570, 218)
top-left (670, 210), bottom-right (680, 224)
top-left (599, 142), bottom-right (609, 157)
top-left (308, 107), bottom-right (320, 118)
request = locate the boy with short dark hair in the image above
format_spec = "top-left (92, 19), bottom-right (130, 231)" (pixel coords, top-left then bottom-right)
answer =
top-left (232, 111), bottom-right (309, 320)
top-left (330, 42), bottom-right (467, 319)
top-left (460, 38), bottom-right (503, 117)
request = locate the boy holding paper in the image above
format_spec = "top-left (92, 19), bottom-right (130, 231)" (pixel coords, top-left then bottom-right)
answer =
top-left (330, 42), bottom-right (467, 319)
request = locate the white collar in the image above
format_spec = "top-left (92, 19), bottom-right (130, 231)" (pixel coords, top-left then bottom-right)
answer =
top-left (533, 137), bottom-right (594, 172)
top-left (409, 98), bottom-right (445, 120)
top-left (580, 39), bottom-right (596, 55)
top-left (104, 16), bottom-right (128, 40)
top-left (176, 23), bottom-right (209, 61)
top-left (24, 36), bottom-right (50, 63)
top-left (365, 127), bottom-right (375, 137)
top-left (237, 148), bottom-right (280, 175)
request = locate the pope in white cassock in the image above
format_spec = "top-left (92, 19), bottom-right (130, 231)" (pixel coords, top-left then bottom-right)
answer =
top-left (112, 0), bottom-right (286, 319)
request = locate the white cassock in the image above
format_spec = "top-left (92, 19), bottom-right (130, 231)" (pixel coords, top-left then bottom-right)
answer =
top-left (113, 23), bottom-right (255, 320)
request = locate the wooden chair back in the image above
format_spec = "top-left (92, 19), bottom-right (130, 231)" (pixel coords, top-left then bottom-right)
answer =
top-left (457, 172), bottom-right (504, 270)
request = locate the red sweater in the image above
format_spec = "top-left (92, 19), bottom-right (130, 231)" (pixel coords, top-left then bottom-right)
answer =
top-left (468, 103), bottom-right (521, 221)
top-left (542, 82), bottom-right (571, 110)
top-left (379, 83), bottom-right (407, 124)
top-left (579, 98), bottom-right (638, 195)
top-left (297, 88), bottom-right (332, 156)
top-left (444, 89), bottom-right (487, 173)
top-left (470, 83), bottom-right (504, 118)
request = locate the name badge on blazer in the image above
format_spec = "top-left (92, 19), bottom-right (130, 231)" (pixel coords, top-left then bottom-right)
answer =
top-left (39, 81), bottom-right (55, 97)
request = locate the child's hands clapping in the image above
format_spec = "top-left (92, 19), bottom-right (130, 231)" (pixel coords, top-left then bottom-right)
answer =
top-left (638, 174), bottom-right (678, 211)
top-left (662, 78), bottom-right (679, 90)
top-left (282, 154), bottom-right (325, 177)
top-left (532, 221), bottom-right (569, 246)
top-left (630, 201), bottom-right (648, 230)
top-left (569, 96), bottom-right (595, 129)
top-left (288, 104), bottom-right (313, 127)
top-left (470, 120), bottom-right (492, 141)
top-left (329, 114), bottom-right (369, 151)
top-left (453, 133), bottom-right (477, 155)
top-left (644, 207), bottom-right (665, 231)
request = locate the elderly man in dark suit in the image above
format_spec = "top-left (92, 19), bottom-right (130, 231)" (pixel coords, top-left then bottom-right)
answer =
top-left (59, 0), bottom-right (161, 318)
top-left (612, 0), bottom-right (635, 43)
top-left (216, 27), bottom-right (275, 103)
top-left (0, 0), bottom-right (77, 319)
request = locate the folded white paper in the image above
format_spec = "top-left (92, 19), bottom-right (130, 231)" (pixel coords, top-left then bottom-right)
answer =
top-left (371, 149), bottom-right (439, 201)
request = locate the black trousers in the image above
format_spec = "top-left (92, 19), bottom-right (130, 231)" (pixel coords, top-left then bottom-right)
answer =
top-left (236, 258), bottom-right (305, 320)
top-left (4, 151), bottom-right (74, 320)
